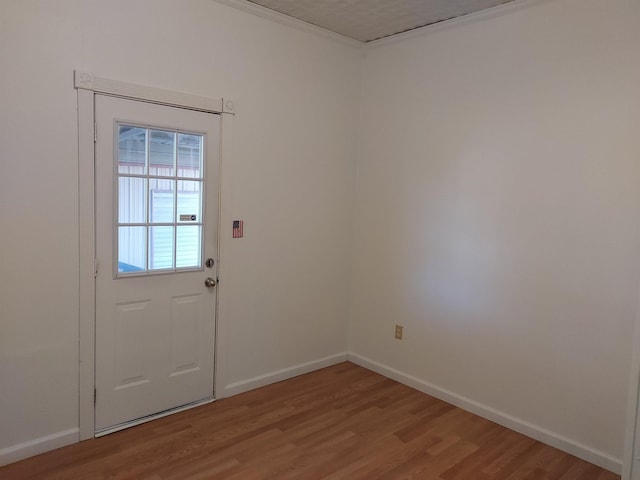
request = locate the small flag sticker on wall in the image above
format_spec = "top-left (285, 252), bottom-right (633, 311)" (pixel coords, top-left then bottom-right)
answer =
top-left (233, 220), bottom-right (244, 238)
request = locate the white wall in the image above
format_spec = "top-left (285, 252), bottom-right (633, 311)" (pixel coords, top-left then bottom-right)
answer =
top-left (349, 0), bottom-right (640, 469)
top-left (0, 0), bottom-right (360, 461)
top-left (3, 0), bottom-right (640, 471)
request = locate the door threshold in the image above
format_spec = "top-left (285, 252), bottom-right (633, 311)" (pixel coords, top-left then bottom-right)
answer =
top-left (95, 397), bottom-right (215, 437)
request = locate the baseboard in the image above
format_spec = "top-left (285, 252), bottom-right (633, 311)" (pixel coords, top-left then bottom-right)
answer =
top-left (223, 352), bottom-right (348, 397)
top-left (347, 352), bottom-right (622, 475)
top-left (2, 354), bottom-right (618, 473)
top-left (0, 428), bottom-right (79, 467)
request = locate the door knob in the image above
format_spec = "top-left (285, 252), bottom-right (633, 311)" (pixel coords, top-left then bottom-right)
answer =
top-left (204, 277), bottom-right (217, 288)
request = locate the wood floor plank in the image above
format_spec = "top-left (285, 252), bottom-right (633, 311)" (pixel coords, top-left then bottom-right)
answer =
top-left (0, 362), bottom-right (619, 480)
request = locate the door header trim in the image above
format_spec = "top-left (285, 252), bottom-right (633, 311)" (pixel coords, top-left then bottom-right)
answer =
top-left (74, 70), bottom-right (235, 115)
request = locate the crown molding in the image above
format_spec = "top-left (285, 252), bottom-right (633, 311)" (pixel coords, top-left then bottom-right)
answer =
top-left (213, 0), bottom-right (364, 50)
top-left (365, 0), bottom-right (553, 50)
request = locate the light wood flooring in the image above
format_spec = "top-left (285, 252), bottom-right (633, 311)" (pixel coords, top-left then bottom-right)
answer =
top-left (0, 362), bottom-right (619, 479)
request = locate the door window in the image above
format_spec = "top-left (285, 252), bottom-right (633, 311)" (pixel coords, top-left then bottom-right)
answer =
top-left (116, 125), bottom-right (204, 275)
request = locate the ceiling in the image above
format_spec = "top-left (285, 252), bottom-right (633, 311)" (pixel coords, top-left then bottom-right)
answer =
top-left (245, 0), bottom-right (517, 42)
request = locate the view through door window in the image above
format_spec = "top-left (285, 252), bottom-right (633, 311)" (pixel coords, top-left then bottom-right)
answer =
top-left (116, 125), bottom-right (205, 275)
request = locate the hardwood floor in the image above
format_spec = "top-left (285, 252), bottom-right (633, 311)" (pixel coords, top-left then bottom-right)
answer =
top-left (0, 362), bottom-right (619, 480)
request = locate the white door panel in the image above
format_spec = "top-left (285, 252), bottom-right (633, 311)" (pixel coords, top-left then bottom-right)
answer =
top-left (95, 94), bottom-right (219, 432)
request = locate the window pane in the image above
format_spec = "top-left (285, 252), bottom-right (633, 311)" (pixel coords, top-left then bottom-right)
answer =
top-left (149, 179), bottom-right (175, 223)
top-left (149, 226), bottom-right (174, 270)
top-left (149, 129), bottom-right (175, 176)
top-left (118, 126), bottom-right (147, 174)
top-left (177, 181), bottom-right (202, 223)
top-left (177, 133), bottom-right (203, 178)
top-left (176, 226), bottom-right (201, 268)
top-left (118, 227), bottom-right (147, 273)
top-left (118, 177), bottom-right (147, 224)
top-left (115, 126), bottom-right (206, 276)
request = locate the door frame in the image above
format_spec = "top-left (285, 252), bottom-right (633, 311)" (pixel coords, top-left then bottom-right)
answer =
top-left (75, 71), bottom-right (234, 440)
top-left (624, 292), bottom-right (640, 479)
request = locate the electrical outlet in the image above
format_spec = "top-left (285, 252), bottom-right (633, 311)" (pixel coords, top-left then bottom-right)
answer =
top-left (395, 324), bottom-right (403, 340)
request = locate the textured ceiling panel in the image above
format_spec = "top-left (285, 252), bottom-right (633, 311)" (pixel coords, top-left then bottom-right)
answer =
top-left (246, 0), bottom-right (516, 42)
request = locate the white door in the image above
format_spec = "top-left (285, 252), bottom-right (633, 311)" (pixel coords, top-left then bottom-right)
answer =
top-left (95, 94), bottom-right (220, 432)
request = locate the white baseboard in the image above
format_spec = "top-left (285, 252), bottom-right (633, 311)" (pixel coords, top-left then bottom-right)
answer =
top-left (2, 353), bottom-right (619, 473)
top-left (347, 352), bottom-right (622, 475)
top-left (0, 428), bottom-right (79, 467)
top-left (222, 352), bottom-right (348, 397)
top-left (0, 353), bottom-right (346, 467)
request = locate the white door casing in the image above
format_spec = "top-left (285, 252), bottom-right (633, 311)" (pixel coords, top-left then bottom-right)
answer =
top-left (94, 94), bottom-right (220, 432)
top-left (76, 71), bottom-right (233, 440)
top-left (625, 306), bottom-right (640, 480)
